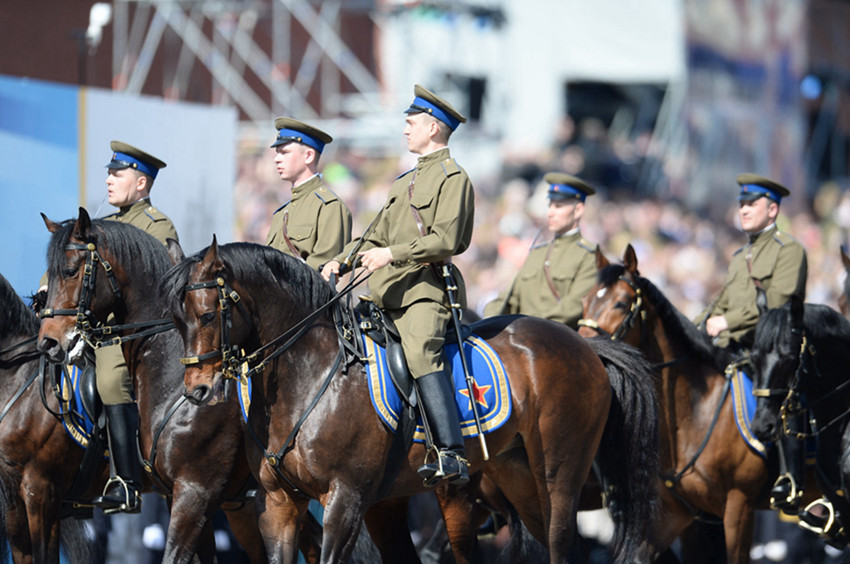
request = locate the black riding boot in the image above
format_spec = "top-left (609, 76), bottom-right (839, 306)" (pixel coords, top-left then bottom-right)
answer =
top-left (93, 403), bottom-right (142, 514)
top-left (770, 430), bottom-right (805, 515)
top-left (416, 371), bottom-right (469, 487)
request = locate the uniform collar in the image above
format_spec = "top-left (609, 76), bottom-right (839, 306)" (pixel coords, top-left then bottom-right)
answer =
top-left (292, 173), bottom-right (321, 197)
top-left (554, 227), bottom-right (581, 240)
top-left (118, 198), bottom-right (151, 215)
top-left (416, 147), bottom-right (451, 167)
top-left (748, 223), bottom-right (777, 245)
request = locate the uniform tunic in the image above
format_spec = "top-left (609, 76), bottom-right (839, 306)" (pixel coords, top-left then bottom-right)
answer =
top-left (696, 224), bottom-right (807, 348)
top-left (485, 230), bottom-right (597, 329)
top-left (98, 198), bottom-right (178, 404)
top-left (335, 147), bottom-right (474, 377)
top-left (266, 175), bottom-right (352, 271)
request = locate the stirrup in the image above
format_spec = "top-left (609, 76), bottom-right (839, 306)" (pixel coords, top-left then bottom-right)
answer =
top-left (798, 497), bottom-right (844, 543)
top-left (418, 447), bottom-right (469, 487)
top-left (96, 476), bottom-right (141, 515)
top-left (769, 473), bottom-right (802, 514)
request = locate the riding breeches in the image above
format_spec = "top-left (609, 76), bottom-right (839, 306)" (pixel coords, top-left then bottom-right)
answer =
top-left (385, 299), bottom-right (451, 379)
top-left (95, 344), bottom-right (134, 405)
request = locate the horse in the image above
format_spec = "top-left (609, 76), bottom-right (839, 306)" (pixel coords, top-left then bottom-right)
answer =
top-left (0, 271), bottom-right (102, 563)
top-left (840, 245), bottom-right (850, 320)
top-left (577, 243), bottom-right (818, 563)
top-left (162, 238), bottom-right (660, 563)
top-left (750, 295), bottom-right (850, 543)
top-left (36, 209), bottom-right (276, 563)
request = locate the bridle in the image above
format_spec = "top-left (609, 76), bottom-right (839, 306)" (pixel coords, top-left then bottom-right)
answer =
top-left (578, 274), bottom-right (645, 343)
top-left (753, 328), bottom-right (850, 439)
top-left (39, 239), bottom-right (173, 348)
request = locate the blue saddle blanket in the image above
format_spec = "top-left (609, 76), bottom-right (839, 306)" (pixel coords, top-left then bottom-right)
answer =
top-left (730, 366), bottom-right (768, 458)
top-left (57, 364), bottom-right (97, 449)
top-left (362, 333), bottom-right (511, 442)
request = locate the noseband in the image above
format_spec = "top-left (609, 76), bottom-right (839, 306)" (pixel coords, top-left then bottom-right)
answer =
top-left (578, 274), bottom-right (644, 342)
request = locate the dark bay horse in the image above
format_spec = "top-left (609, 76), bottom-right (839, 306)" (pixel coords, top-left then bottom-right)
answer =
top-left (750, 296), bottom-right (850, 543)
top-left (163, 239), bottom-right (660, 563)
top-left (36, 209), bottom-right (272, 563)
top-left (578, 244), bottom-right (815, 563)
top-left (0, 272), bottom-right (99, 563)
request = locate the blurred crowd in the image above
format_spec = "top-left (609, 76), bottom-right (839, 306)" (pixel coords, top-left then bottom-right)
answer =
top-left (234, 114), bottom-right (850, 322)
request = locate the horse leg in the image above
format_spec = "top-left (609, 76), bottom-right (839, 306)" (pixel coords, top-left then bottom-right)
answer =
top-left (433, 477), bottom-right (494, 564)
top-left (162, 486), bottom-right (218, 564)
top-left (363, 497), bottom-right (419, 564)
top-left (255, 486), bottom-right (309, 564)
top-left (224, 502), bottom-right (271, 563)
top-left (320, 486), bottom-right (368, 563)
top-left (22, 477), bottom-right (61, 564)
top-left (721, 491), bottom-right (756, 564)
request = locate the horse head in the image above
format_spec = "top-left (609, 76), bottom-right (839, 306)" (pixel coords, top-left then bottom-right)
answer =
top-left (750, 295), bottom-right (806, 442)
top-left (169, 236), bottom-right (249, 406)
top-left (578, 243), bottom-right (645, 347)
top-left (37, 207), bottom-right (126, 364)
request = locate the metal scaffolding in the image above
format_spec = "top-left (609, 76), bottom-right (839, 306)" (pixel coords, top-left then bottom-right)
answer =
top-left (111, 0), bottom-right (383, 122)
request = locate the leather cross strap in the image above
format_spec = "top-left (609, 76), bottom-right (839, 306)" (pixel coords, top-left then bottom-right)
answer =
top-left (281, 209), bottom-right (306, 263)
top-left (542, 239), bottom-right (561, 300)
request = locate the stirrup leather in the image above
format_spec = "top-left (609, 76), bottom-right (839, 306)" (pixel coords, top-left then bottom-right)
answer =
top-left (797, 497), bottom-right (845, 545)
top-left (769, 473), bottom-right (802, 510)
top-left (99, 476), bottom-right (141, 514)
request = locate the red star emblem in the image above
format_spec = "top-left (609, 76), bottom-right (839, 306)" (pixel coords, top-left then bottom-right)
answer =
top-left (459, 379), bottom-right (491, 410)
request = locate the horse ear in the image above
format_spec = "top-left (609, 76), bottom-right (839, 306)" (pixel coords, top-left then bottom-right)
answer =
top-left (841, 245), bottom-right (850, 271)
top-left (623, 244), bottom-right (639, 274)
top-left (166, 238), bottom-right (185, 266)
top-left (41, 213), bottom-right (62, 234)
top-left (73, 207), bottom-right (92, 240)
top-left (199, 235), bottom-right (225, 275)
top-left (595, 246), bottom-right (609, 270)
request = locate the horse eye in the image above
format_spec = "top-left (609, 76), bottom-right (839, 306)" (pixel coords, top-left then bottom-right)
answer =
top-left (63, 267), bottom-right (78, 278)
top-left (200, 312), bottom-right (216, 326)
top-left (614, 301), bottom-right (630, 311)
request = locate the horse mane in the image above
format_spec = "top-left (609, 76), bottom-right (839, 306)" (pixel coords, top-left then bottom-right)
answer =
top-left (756, 302), bottom-right (850, 353)
top-left (598, 264), bottom-right (732, 372)
top-left (0, 273), bottom-right (39, 340)
top-left (47, 218), bottom-right (171, 282)
top-left (163, 242), bottom-right (334, 318)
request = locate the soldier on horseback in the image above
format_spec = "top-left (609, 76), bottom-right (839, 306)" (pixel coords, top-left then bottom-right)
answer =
top-left (322, 84), bottom-right (474, 486)
top-left (39, 141), bottom-right (178, 514)
top-left (694, 174), bottom-right (808, 514)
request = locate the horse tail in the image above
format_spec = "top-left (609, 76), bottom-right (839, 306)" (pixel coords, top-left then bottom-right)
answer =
top-left (60, 517), bottom-right (103, 564)
top-left (586, 336), bottom-right (660, 562)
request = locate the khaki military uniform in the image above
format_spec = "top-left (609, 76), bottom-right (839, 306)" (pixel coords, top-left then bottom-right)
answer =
top-left (696, 225), bottom-right (806, 348)
top-left (98, 198), bottom-right (178, 404)
top-left (336, 148), bottom-right (474, 377)
top-left (266, 175), bottom-right (352, 271)
top-left (485, 230), bottom-right (597, 329)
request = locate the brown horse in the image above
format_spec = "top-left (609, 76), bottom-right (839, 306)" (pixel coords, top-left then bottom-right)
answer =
top-left (36, 209), bottom-right (275, 563)
top-left (578, 243), bottom-right (823, 563)
top-left (162, 238), bottom-right (660, 563)
top-left (0, 272), bottom-right (101, 563)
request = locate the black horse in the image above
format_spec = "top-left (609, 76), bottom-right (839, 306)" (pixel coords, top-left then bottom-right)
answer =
top-left (750, 295), bottom-right (850, 543)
